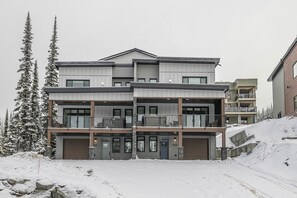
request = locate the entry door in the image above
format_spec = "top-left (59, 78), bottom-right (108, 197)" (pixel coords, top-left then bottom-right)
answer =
top-left (102, 141), bottom-right (110, 160)
top-left (160, 140), bottom-right (169, 159)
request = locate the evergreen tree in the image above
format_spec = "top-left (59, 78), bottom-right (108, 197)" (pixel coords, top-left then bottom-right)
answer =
top-left (31, 60), bottom-right (45, 153)
top-left (41, 16), bottom-right (59, 144)
top-left (2, 113), bottom-right (17, 155)
top-left (11, 12), bottom-right (35, 152)
top-left (4, 109), bottom-right (8, 137)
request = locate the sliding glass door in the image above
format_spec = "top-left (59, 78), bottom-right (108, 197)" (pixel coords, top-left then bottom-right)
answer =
top-left (182, 107), bottom-right (208, 127)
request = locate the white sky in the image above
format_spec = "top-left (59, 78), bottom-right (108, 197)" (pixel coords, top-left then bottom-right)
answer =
top-left (1, 0), bottom-right (297, 119)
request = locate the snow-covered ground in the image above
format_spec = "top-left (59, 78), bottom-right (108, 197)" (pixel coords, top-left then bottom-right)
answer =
top-left (0, 117), bottom-right (296, 198)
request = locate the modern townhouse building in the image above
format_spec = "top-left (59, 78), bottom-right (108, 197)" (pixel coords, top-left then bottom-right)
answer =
top-left (218, 79), bottom-right (257, 125)
top-left (268, 37), bottom-right (297, 118)
top-left (44, 48), bottom-right (229, 160)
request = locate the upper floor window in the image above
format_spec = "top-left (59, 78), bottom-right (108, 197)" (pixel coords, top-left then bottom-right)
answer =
top-left (114, 82), bottom-right (122, 87)
top-left (182, 77), bottom-right (207, 84)
top-left (138, 78), bottom-right (145, 83)
top-left (149, 78), bottom-right (157, 83)
top-left (293, 62), bottom-right (297, 78)
top-left (66, 80), bottom-right (90, 87)
top-left (125, 82), bottom-right (131, 86)
top-left (149, 106), bottom-right (158, 115)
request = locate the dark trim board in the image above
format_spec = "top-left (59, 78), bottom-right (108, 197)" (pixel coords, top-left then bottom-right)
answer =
top-left (44, 87), bottom-right (133, 93)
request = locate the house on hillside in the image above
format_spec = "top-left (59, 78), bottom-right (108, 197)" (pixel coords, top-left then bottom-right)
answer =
top-left (268, 38), bottom-right (297, 118)
top-left (217, 79), bottom-right (257, 125)
top-left (44, 48), bottom-right (229, 160)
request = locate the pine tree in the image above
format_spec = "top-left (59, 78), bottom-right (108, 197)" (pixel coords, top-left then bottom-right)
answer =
top-left (31, 60), bottom-right (45, 153)
top-left (41, 16), bottom-right (59, 144)
top-left (2, 113), bottom-right (17, 156)
top-left (11, 12), bottom-right (35, 152)
top-left (4, 109), bottom-right (8, 137)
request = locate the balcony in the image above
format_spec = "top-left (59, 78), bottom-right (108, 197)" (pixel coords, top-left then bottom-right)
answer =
top-left (51, 114), bottom-right (225, 129)
top-left (236, 93), bottom-right (255, 100)
top-left (225, 107), bottom-right (257, 113)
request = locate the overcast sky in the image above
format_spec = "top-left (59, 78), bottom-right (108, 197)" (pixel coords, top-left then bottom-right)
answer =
top-left (1, 0), bottom-right (297, 120)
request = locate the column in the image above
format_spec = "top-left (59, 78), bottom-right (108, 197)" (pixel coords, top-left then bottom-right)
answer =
top-left (47, 100), bottom-right (53, 158)
top-left (89, 132), bottom-right (95, 160)
top-left (221, 129), bottom-right (227, 160)
top-left (221, 98), bottom-right (225, 127)
top-left (46, 131), bottom-right (52, 158)
top-left (177, 98), bottom-right (184, 160)
top-left (48, 100), bottom-right (53, 127)
top-left (132, 98), bottom-right (137, 159)
top-left (90, 100), bottom-right (95, 128)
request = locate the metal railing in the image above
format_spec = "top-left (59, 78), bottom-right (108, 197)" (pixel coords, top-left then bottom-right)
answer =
top-left (237, 93), bottom-right (255, 99)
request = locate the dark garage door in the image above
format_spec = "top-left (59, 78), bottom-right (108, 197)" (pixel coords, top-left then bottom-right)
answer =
top-left (63, 139), bottom-right (89, 159)
top-left (183, 138), bottom-right (209, 160)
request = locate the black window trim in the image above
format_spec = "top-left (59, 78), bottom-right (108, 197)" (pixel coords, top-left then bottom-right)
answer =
top-left (149, 78), bottom-right (158, 83)
top-left (114, 82), bottom-right (122, 87)
top-left (137, 136), bottom-right (145, 152)
top-left (66, 79), bottom-right (90, 87)
top-left (149, 106), bottom-right (158, 115)
top-left (137, 78), bottom-right (146, 82)
top-left (124, 138), bottom-right (132, 153)
top-left (112, 138), bottom-right (121, 153)
top-left (113, 109), bottom-right (121, 118)
top-left (149, 136), bottom-right (158, 152)
top-left (182, 76), bottom-right (207, 84)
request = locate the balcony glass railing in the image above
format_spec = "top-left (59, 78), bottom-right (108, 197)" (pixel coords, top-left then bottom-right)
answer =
top-left (225, 107), bottom-right (257, 112)
top-left (51, 114), bottom-right (226, 129)
top-left (237, 93), bottom-right (255, 99)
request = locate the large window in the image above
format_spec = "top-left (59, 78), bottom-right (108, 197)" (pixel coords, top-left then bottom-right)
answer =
top-left (294, 96), bottom-right (297, 111)
top-left (293, 62), bottom-right (297, 78)
top-left (66, 80), bottom-right (90, 87)
top-left (125, 109), bottom-right (133, 124)
top-left (137, 106), bottom-right (145, 122)
top-left (149, 136), bottom-right (157, 152)
top-left (63, 108), bottom-right (90, 128)
top-left (137, 136), bottom-right (145, 152)
top-left (124, 138), bottom-right (132, 153)
top-left (112, 138), bottom-right (121, 153)
top-left (182, 77), bottom-right (207, 84)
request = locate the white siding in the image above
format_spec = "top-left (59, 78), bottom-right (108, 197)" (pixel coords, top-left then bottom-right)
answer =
top-left (59, 67), bottom-right (112, 87)
top-left (159, 62), bottom-right (216, 84)
top-left (49, 92), bottom-right (133, 101)
top-left (272, 68), bottom-right (285, 117)
top-left (134, 88), bottom-right (225, 98)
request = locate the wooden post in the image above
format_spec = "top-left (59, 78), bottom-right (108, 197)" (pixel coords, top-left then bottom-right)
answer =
top-left (47, 131), bottom-right (51, 147)
top-left (178, 131), bottom-right (183, 147)
top-left (90, 101), bottom-right (95, 128)
top-left (222, 130), bottom-right (226, 148)
top-left (48, 100), bottom-right (53, 127)
top-left (221, 98), bottom-right (225, 127)
top-left (178, 98), bottom-right (182, 126)
top-left (89, 132), bottom-right (94, 148)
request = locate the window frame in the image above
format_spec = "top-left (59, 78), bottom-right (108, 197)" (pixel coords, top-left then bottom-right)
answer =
top-left (137, 106), bottom-right (145, 122)
top-left (124, 138), bottom-right (132, 153)
top-left (137, 78), bottom-right (145, 83)
top-left (149, 106), bottom-right (158, 115)
top-left (149, 78), bottom-right (157, 83)
top-left (125, 109), bottom-right (133, 124)
top-left (113, 109), bottom-right (121, 119)
top-left (125, 82), bottom-right (131, 86)
top-left (112, 138), bottom-right (121, 153)
top-left (137, 136), bottom-right (145, 152)
top-left (294, 95), bottom-right (297, 111)
top-left (66, 80), bottom-right (90, 87)
top-left (182, 76), bottom-right (207, 84)
top-left (149, 136), bottom-right (158, 152)
top-left (114, 82), bottom-right (122, 87)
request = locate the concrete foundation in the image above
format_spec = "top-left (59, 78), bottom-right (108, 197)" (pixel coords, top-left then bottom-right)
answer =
top-left (221, 147), bottom-right (228, 160)
top-left (46, 146), bottom-right (52, 158)
top-left (89, 147), bottom-right (95, 159)
top-left (178, 146), bottom-right (184, 160)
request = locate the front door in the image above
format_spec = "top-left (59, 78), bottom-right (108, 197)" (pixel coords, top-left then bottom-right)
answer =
top-left (101, 141), bottom-right (110, 160)
top-left (160, 140), bottom-right (169, 159)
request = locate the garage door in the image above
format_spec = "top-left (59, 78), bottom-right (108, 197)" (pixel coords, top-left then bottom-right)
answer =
top-left (183, 138), bottom-right (208, 160)
top-left (63, 139), bottom-right (89, 159)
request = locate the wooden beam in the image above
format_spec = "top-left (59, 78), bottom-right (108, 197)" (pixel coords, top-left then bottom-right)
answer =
top-left (48, 100), bottom-right (53, 127)
top-left (90, 100), bottom-right (95, 128)
top-left (48, 128), bottom-right (132, 134)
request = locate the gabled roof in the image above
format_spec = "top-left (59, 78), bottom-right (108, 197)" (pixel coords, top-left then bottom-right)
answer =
top-left (268, 37), bottom-right (297, 81)
top-left (100, 48), bottom-right (157, 61)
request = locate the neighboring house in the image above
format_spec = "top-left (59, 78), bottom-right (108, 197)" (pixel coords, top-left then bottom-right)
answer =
top-left (44, 48), bottom-right (229, 160)
top-left (268, 37), bottom-right (297, 118)
top-left (217, 79), bottom-right (257, 125)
